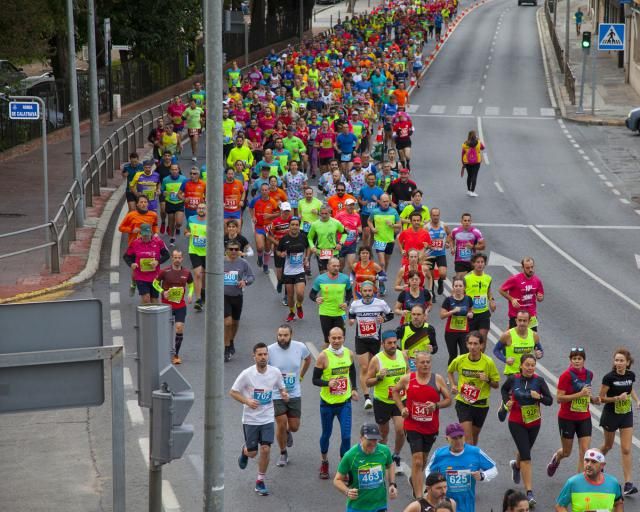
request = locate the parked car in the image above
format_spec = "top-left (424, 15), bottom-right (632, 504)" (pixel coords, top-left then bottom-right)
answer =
top-left (0, 59), bottom-right (27, 87)
top-left (517, 0), bottom-right (537, 5)
top-left (316, 0), bottom-right (342, 5)
top-left (626, 107), bottom-right (640, 132)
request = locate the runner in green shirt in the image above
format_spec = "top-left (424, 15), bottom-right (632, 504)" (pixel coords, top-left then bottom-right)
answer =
top-left (308, 205), bottom-right (346, 272)
top-left (282, 127), bottom-right (307, 163)
top-left (182, 99), bottom-right (204, 162)
top-left (334, 423), bottom-right (398, 512)
top-left (298, 187), bottom-right (324, 235)
top-left (367, 193), bottom-right (400, 294)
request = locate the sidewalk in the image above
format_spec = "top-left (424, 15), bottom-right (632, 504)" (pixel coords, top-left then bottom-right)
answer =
top-left (538, 0), bottom-right (640, 124)
top-left (312, 0), bottom-right (385, 32)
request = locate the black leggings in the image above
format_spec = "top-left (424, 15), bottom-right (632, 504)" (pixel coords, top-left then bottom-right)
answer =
top-left (508, 421), bottom-right (540, 461)
top-left (465, 163), bottom-right (481, 192)
top-left (319, 315), bottom-right (345, 344)
top-left (445, 331), bottom-right (468, 365)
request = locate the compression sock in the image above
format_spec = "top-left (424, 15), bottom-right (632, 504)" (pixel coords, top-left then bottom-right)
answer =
top-left (174, 333), bottom-right (184, 355)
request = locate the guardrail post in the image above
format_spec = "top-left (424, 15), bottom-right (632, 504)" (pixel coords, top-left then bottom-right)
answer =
top-left (91, 157), bottom-right (101, 197)
top-left (49, 223), bottom-right (60, 273)
top-left (122, 125), bottom-right (130, 159)
top-left (136, 115), bottom-right (144, 149)
top-left (114, 131), bottom-right (121, 171)
top-left (99, 149), bottom-right (108, 187)
top-left (83, 164), bottom-right (94, 208)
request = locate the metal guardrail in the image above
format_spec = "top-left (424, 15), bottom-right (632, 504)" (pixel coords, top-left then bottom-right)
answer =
top-left (0, 24), bottom-right (339, 276)
top-left (544, 0), bottom-right (575, 105)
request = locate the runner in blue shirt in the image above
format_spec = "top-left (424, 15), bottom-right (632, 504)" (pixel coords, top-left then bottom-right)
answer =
top-left (358, 173), bottom-right (384, 248)
top-left (336, 123), bottom-right (359, 173)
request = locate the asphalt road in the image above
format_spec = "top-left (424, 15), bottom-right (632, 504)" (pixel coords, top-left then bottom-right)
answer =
top-left (3, 0), bottom-right (640, 511)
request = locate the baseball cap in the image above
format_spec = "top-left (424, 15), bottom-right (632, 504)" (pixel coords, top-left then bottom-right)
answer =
top-left (143, 159), bottom-right (154, 167)
top-left (345, 198), bottom-right (356, 205)
top-left (139, 223), bottom-right (152, 236)
top-left (381, 330), bottom-right (397, 341)
top-left (353, 156), bottom-right (362, 164)
top-left (584, 449), bottom-right (605, 463)
top-left (280, 202), bottom-right (292, 211)
top-left (360, 423), bottom-right (383, 440)
top-left (399, 167), bottom-right (410, 174)
top-left (445, 422), bottom-right (465, 438)
top-left (287, 125), bottom-right (295, 131)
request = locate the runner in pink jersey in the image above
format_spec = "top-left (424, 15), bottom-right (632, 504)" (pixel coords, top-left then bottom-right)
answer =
top-left (499, 256), bottom-right (545, 330)
top-left (447, 212), bottom-right (485, 278)
top-left (335, 198), bottom-right (362, 271)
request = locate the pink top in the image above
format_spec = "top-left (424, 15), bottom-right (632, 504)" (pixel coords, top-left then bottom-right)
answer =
top-left (500, 272), bottom-right (544, 318)
top-left (450, 226), bottom-right (483, 263)
top-left (126, 237), bottom-right (167, 282)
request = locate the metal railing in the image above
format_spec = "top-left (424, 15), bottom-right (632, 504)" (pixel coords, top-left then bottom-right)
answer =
top-left (545, 0), bottom-right (564, 69)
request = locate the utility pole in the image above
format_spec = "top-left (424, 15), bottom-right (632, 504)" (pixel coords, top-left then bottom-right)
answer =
top-left (564, 0), bottom-right (570, 74)
top-left (66, 0), bottom-right (85, 225)
top-left (87, 0), bottom-right (100, 153)
top-left (203, 0), bottom-right (225, 510)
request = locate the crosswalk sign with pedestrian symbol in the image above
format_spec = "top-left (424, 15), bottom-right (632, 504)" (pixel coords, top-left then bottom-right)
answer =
top-left (598, 23), bottom-right (625, 51)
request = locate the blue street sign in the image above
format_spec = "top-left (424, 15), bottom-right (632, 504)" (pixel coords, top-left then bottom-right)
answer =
top-left (598, 23), bottom-right (625, 51)
top-left (9, 101), bottom-right (40, 120)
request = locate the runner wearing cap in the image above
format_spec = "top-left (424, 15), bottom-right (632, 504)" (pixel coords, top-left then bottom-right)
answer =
top-left (393, 351), bottom-right (452, 500)
top-left (333, 423), bottom-right (398, 512)
top-left (368, 193), bottom-right (401, 295)
top-left (555, 448), bottom-right (623, 512)
top-left (276, 216), bottom-right (310, 322)
top-left (267, 202), bottom-right (293, 305)
top-left (547, 347), bottom-right (600, 477)
top-left (335, 198), bottom-right (363, 271)
top-left (403, 472), bottom-right (457, 512)
top-left (597, 348), bottom-right (639, 495)
top-left (426, 422), bottom-right (497, 512)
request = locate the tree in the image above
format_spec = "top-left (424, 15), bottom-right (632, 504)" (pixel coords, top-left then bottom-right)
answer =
top-left (0, 0), bottom-right (57, 63)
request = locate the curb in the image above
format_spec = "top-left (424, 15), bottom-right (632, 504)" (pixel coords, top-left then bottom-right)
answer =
top-left (535, 7), bottom-right (626, 126)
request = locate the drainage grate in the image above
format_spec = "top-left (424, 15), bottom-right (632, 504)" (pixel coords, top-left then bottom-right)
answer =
top-left (0, 213), bottom-right (26, 218)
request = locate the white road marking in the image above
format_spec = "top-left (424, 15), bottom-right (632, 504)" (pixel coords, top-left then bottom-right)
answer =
top-left (540, 107), bottom-right (555, 116)
top-left (112, 336), bottom-right (124, 350)
top-left (406, 104), bottom-right (419, 113)
top-left (484, 106), bottom-right (499, 116)
top-left (110, 203), bottom-right (127, 268)
top-left (188, 454), bottom-right (204, 481)
top-left (110, 271), bottom-right (120, 285)
top-left (598, 175), bottom-right (607, 180)
top-left (582, 155), bottom-right (590, 161)
top-left (512, 107), bottom-right (527, 116)
top-left (476, 116), bottom-right (489, 164)
top-left (577, 149), bottom-right (584, 154)
top-left (123, 367), bottom-right (133, 388)
top-left (487, 251), bottom-right (519, 273)
top-left (480, 85), bottom-right (485, 91)
top-left (529, 225), bottom-right (640, 312)
top-left (573, 144), bottom-right (580, 148)
top-left (457, 106), bottom-right (473, 115)
top-left (126, 400), bottom-right (144, 425)
top-left (587, 161), bottom-right (595, 167)
top-left (268, 268), bottom-right (278, 290)
top-left (110, 291), bottom-right (120, 305)
top-left (604, 181), bottom-right (614, 187)
top-left (636, 254), bottom-right (640, 270)
top-left (429, 105), bottom-right (446, 114)
top-left (593, 168), bottom-right (601, 174)
top-left (620, 198), bottom-right (630, 204)
top-left (636, 210), bottom-right (640, 216)
top-left (534, 224), bottom-right (640, 230)
top-left (562, 129), bottom-right (569, 134)
top-left (494, 181), bottom-right (504, 193)
top-left (111, 309), bottom-right (122, 331)
top-left (162, 480), bottom-right (181, 512)
top-left (485, 64), bottom-right (490, 69)
top-left (612, 189), bottom-right (621, 196)
top-left (305, 341), bottom-right (320, 360)
top-left (413, 114), bottom-right (554, 121)
top-left (139, 437), bottom-right (150, 469)
top-left (478, 98), bottom-right (483, 104)
top-left (483, 74), bottom-right (487, 79)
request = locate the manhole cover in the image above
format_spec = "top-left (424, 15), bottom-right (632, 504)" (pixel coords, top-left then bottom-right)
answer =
top-left (0, 213), bottom-right (26, 217)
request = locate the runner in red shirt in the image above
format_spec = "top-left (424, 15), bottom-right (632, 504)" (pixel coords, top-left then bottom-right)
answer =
top-left (392, 351), bottom-right (452, 499)
top-left (398, 211), bottom-right (432, 265)
top-left (249, 183), bottom-right (279, 274)
top-left (335, 198), bottom-right (362, 271)
top-left (223, 168), bottom-right (246, 231)
top-left (267, 202), bottom-right (293, 302)
top-left (392, 110), bottom-right (414, 170)
top-left (499, 256), bottom-right (545, 330)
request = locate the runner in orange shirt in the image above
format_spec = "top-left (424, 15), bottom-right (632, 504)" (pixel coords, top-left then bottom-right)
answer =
top-left (327, 185), bottom-right (357, 217)
top-left (268, 175), bottom-right (288, 207)
top-left (392, 81), bottom-right (409, 108)
top-left (223, 168), bottom-right (246, 231)
top-left (249, 183), bottom-right (279, 273)
top-left (183, 167), bottom-right (207, 220)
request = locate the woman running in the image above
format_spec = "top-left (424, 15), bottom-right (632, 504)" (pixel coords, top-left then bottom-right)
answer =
top-left (598, 347), bottom-right (639, 496)
top-left (547, 347), bottom-right (600, 477)
top-left (500, 354), bottom-right (553, 507)
top-left (394, 249), bottom-right (432, 292)
top-left (460, 130), bottom-right (485, 197)
top-left (394, 270), bottom-right (431, 324)
top-left (440, 277), bottom-right (474, 365)
top-left (502, 490), bottom-right (530, 512)
top-left (351, 246), bottom-right (383, 298)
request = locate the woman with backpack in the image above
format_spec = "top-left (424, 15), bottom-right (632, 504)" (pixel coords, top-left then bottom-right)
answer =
top-left (460, 131), bottom-right (485, 197)
top-left (546, 347), bottom-right (601, 477)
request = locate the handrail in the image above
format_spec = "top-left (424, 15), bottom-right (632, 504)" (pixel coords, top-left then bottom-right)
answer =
top-left (0, 24), bottom-right (341, 277)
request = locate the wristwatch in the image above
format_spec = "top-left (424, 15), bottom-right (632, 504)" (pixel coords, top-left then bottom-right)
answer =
top-left (479, 471), bottom-right (486, 481)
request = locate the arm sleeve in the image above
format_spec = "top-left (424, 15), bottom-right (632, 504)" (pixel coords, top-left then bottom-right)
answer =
top-left (123, 250), bottom-right (135, 267)
top-left (159, 247), bottom-right (171, 264)
top-left (535, 341), bottom-right (544, 357)
top-left (493, 341), bottom-right (507, 363)
top-left (428, 325), bottom-right (438, 355)
top-left (152, 278), bottom-right (163, 294)
top-left (312, 366), bottom-right (329, 387)
top-left (344, 287), bottom-right (353, 303)
top-left (309, 288), bottom-right (319, 302)
top-left (349, 362), bottom-right (358, 391)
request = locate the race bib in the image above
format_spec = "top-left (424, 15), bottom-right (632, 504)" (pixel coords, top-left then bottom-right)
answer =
top-left (615, 397), bottom-right (632, 415)
top-left (408, 357), bottom-right (416, 372)
top-left (139, 258), bottom-right (156, 272)
top-left (321, 138), bottom-right (332, 149)
top-left (302, 221), bottom-right (311, 233)
top-left (357, 465), bottom-right (384, 490)
top-left (319, 248), bottom-right (334, 260)
top-left (224, 197), bottom-right (238, 209)
top-left (331, 377), bottom-right (348, 395)
top-left (358, 318), bottom-right (378, 337)
top-left (446, 470), bottom-right (471, 491)
top-left (472, 296), bottom-right (487, 310)
top-left (367, 201), bottom-right (377, 211)
top-left (459, 247), bottom-right (472, 260)
top-left (224, 270), bottom-right (239, 286)
top-left (410, 401), bottom-right (434, 422)
top-left (460, 383), bottom-right (481, 404)
top-left (193, 236), bottom-right (206, 248)
top-left (431, 238), bottom-right (445, 250)
top-left (289, 253), bottom-right (304, 266)
top-left (521, 404), bottom-right (541, 424)
top-left (169, 192), bottom-right (179, 202)
top-left (282, 373), bottom-right (296, 393)
top-left (373, 239), bottom-right (387, 251)
top-left (449, 315), bottom-right (468, 331)
top-left (166, 287), bottom-right (184, 304)
top-left (346, 230), bottom-right (357, 243)
top-left (570, 396), bottom-right (589, 413)
top-left (253, 388), bottom-right (272, 405)
top-left (144, 188), bottom-right (156, 200)
top-left (340, 152), bottom-right (352, 162)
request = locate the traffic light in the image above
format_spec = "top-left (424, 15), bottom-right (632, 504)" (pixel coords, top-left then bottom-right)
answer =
top-left (582, 32), bottom-right (592, 49)
top-left (150, 365), bottom-right (194, 465)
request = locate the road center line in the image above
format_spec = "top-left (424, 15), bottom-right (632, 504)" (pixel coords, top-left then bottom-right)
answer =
top-left (494, 181), bottom-right (504, 193)
top-left (126, 400), bottom-right (144, 425)
top-left (305, 341), bottom-right (320, 360)
top-left (476, 116), bottom-right (489, 165)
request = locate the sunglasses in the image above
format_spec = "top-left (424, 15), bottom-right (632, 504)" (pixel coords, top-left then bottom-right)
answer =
top-left (190, 172), bottom-right (199, 175)
top-left (571, 347), bottom-right (585, 353)
top-left (227, 247), bottom-right (240, 252)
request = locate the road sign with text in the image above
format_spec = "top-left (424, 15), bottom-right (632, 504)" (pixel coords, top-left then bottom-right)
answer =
top-left (598, 23), bottom-right (625, 51)
top-left (9, 101), bottom-right (40, 120)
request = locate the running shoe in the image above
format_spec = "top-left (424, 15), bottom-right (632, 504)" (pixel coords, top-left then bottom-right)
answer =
top-left (224, 347), bottom-right (231, 363)
top-left (276, 281), bottom-right (283, 294)
top-left (191, 157), bottom-right (197, 163)
top-left (172, 355), bottom-right (182, 365)
top-left (229, 341), bottom-right (235, 355)
top-left (527, 491), bottom-right (537, 507)
top-left (319, 460), bottom-right (329, 480)
top-left (286, 312), bottom-right (295, 322)
top-left (471, 191), bottom-right (479, 197)
top-left (169, 238), bottom-right (175, 246)
top-left (392, 454), bottom-right (403, 475)
top-left (160, 223), bottom-right (166, 234)
top-left (437, 279), bottom-right (444, 295)
top-left (287, 431), bottom-right (293, 448)
top-left (364, 398), bottom-right (373, 410)
top-left (510, 460), bottom-right (521, 485)
top-left (254, 480), bottom-right (270, 496)
top-left (238, 446), bottom-right (248, 470)
top-left (296, 305), bottom-right (304, 319)
top-left (466, 190), bottom-right (472, 197)
top-left (129, 282), bottom-right (136, 297)
top-left (546, 453), bottom-right (560, 477)
top-left (263, 264), bottom-right (269, 274)
top-left (624, 482), bottom-right (638, 495)
top-left (276, 452), bottom-right (289, 467)
top-left (282, 295), bottom-right (288, 306)
top-left (497, 402), bottom-right (508, 422)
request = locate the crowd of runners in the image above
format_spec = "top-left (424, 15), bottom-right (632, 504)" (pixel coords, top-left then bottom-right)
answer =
top-left (115, 0), bottom-right (633, 510)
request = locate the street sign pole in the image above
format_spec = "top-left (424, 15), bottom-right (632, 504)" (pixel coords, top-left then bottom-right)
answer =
top-left (565, 0), bottom-right (570, 73)
top-left (9, 97), bottom-right (49, 268)
top-left (577, 47), bottom-right (588, 114)
top-left (591, 41), bottom-right (597, 115)
top-left (87, 0), bottom-right (100, 153)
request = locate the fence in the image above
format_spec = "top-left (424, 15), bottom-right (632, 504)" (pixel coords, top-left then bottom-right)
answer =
top-left (544, 0), bottom-right (576, 105)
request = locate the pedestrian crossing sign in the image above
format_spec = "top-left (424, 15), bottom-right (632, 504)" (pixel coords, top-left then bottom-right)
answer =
top-left (598, 23), bottom-right (625, 51)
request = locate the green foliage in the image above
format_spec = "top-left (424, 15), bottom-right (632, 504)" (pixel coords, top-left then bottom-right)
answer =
top-left (0, 0), bottom-right (57, 63)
